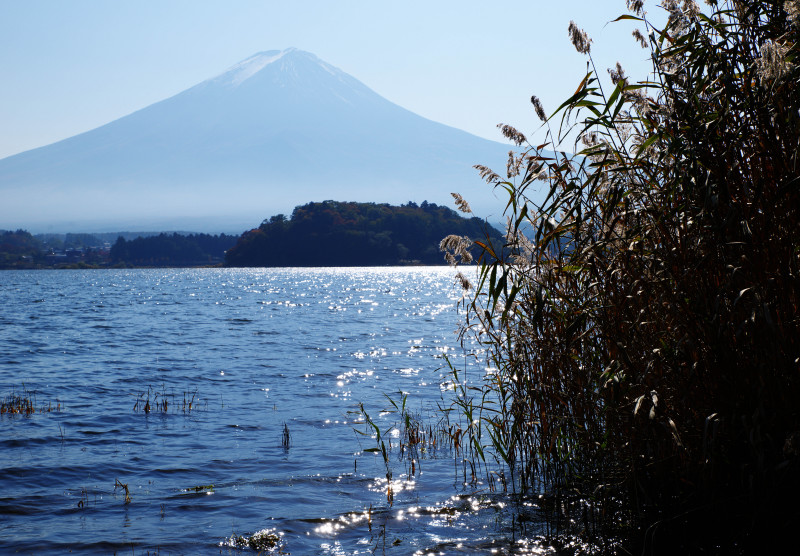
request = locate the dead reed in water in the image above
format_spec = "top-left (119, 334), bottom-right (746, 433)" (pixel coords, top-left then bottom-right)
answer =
top-left (133, 385), bottom-right (202, 414)
top-left (225, 529), bottom-right (284, 552)
top-left (281, 422), bottom-right (291, 450)
top-left (1, 385), bottom-right (59, 416)
top-left (114, 479), bottom-right (131, 505)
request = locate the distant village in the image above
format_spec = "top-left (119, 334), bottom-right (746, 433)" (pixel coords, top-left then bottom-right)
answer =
top-left (0, 230), bottom-right (235, 269)
top-left (42, 244), bottom-right (113, 267)
top-left (1, 230), bottom-right (111, 269)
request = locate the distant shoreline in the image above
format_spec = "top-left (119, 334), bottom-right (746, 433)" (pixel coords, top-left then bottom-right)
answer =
top-left (0, 263), bottom-right (456, 271)
top-left (1, 200), bottom-right (503, 270)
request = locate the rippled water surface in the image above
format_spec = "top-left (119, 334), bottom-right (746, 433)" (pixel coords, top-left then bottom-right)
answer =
top-left (0, 268), bottom-right (551, 554)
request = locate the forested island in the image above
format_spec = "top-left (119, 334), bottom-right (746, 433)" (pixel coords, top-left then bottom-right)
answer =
top-left (224, 200), bottom-right (502, 266)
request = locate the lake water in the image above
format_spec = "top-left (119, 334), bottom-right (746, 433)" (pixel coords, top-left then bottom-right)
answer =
top-left (0, 268), bottom-right (552, 554)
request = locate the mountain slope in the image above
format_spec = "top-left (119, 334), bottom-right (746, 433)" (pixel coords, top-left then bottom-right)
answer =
top-left (0, 49), bottom-right (513, 231)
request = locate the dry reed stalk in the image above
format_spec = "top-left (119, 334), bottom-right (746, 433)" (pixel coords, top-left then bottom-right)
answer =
top-left (441, 0), bottom-right (800, 551)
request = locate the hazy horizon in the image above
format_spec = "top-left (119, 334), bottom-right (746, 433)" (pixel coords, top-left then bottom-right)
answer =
top-left (0, 2), bottom-right (663, 233)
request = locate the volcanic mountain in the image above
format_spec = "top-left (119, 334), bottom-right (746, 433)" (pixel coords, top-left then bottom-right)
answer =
top-left (0, 48), bottom-right (513, 231)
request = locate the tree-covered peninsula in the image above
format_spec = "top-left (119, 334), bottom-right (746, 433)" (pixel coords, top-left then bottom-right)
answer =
top-left (224, 200), bottom-right (503, 267)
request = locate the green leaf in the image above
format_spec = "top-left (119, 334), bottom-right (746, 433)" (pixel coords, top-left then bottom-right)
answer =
top-left (610, 14), bottom-right (643, 22)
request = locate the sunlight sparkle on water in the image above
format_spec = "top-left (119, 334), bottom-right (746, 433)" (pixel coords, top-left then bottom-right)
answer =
top-left (0, 267), bottom-right (558, 554)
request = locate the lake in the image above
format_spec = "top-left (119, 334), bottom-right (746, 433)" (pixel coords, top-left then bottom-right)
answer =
top-left (0, 268), bottom-right (552, 554)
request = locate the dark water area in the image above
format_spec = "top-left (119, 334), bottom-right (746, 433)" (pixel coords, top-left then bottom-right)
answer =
top-left (0, 268), bottom-right (552, 554)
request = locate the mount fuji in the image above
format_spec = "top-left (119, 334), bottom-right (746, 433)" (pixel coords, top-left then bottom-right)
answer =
top-left (0, 48), bottom-right (514, 232)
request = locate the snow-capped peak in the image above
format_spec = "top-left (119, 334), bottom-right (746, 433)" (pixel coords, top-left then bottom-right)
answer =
top-left (218, 48), bottom-right (297, 86)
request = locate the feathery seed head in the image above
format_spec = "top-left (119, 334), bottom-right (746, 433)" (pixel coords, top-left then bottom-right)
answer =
top-left (787, 1), bottom-right (800, 26)
top-left (625, 88), bottom-right (652, 117)
top-left (757, 40), bottom-right (792, 82)
top-left (474, 164), bottom-right (501, 184)
top-left (455, 272), bottom-right (472, 291)
top-left (581, 132), bottom-right (599, 148)
top-left (530, 95), bottom-right (546, 122)
top-left (450, 192), bottom-right (472, 213)
top-left (568, 21), bottom-right (592, 54)
top-left (682, 0), bottom-right (700, 18)
top-left (616, 123), bottom-right (632, 143)
top-left (632, 29), bottom-right (648, 49)
top-left (497, 123), bottom-right (527, 146)
top-left (608, 62), bottom-right (627, 85)
top-left (507, 150), bottom-right (524, 179)
top-left (440, 234), bottom-right (464, 252)
top-left (661, 0), bottom-right (688, 32)
top-left (440, 234), bottom-right (474, 265)
top-left (627, 0), bottom-right (645, 14)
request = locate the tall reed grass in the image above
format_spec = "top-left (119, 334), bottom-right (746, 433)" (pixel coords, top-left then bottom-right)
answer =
top-left (444, 1), bottom-right (800, 552)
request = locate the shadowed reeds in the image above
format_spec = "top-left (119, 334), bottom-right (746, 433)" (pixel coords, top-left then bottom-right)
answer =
top-left (442, 1), bottom-right (800, 552)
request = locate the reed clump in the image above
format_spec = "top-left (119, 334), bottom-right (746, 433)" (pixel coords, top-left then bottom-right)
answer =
top-left (444, 1), bottom-right (800, 552)
top-left (356, 393), bottom-right (461, 506)
top-left (226, 529), bottom-right (284, 552)
top-left (0, 386), bottom-right (59, 416)
top-left (133, 385), bottom-right (201, 414)
top-left (180, 484), bottom-right (214, 496)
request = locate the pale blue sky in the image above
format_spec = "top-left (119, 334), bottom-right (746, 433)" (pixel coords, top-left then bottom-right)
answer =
top-left (0, 0), bottom-right (659, 160)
